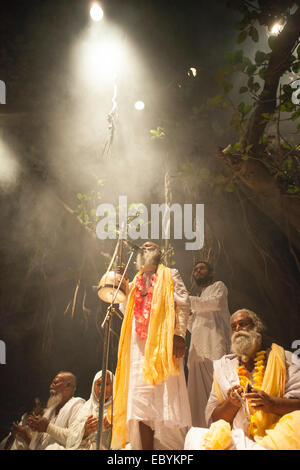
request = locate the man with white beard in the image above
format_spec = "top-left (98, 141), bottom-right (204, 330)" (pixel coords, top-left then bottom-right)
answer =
top-left (112, 241), bottom-right (192, 450)
top-left (26, 371), bottom-right (85, 450)
top-left (185, 309), bottom-right (300, 450)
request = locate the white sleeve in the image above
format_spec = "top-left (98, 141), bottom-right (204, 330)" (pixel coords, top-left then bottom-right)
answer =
top-left (172, 269), bottom-right (191, 339)
top-left (46, 423), bottom-right (69, 447)
top-left (68, 399), bottom-right (86, 427)
top-left (191, 281), bottom-right (228, 314)
top-left (205, 381), bottom-right (221, 426)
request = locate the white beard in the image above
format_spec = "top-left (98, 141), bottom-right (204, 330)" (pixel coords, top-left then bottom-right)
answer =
top-left (46, 392), bottom-right (63, 411)
top-left (231, 330), bottom-right (262, 363)
top-left (136, 249), bottom-right (160, 271)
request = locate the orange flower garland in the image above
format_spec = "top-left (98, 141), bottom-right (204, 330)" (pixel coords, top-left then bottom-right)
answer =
top-left (237, 350), bottom-right (266, 437)
top-left (237, 350), bottom-right (266, 391)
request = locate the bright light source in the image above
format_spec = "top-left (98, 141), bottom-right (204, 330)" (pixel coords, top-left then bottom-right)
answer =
top-left (188, 67), bottom-right (197, 78)
top-left (90, 3), bottom-right (104, 22)
top-left (270, 22), bottom-right (284, 35)
top-left (82, 38), bottom-right (126, 83)
top-left (134, 101), bottom-right (145, 111)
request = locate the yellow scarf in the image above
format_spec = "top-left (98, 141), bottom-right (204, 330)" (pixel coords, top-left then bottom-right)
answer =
top-left (111, 264), bottom-right (179, 449)
top-left (250, 343), bottom-right (286, 437)
top-left (213, 343), bottom-right (286, 439)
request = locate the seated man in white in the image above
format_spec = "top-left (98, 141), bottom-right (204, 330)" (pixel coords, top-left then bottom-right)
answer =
top-left (0, 398), bottom-right (44, 450)
top-left (185, 309), bottom-right (300, 450)
top-left (27, 371), bottom-right (85, 450)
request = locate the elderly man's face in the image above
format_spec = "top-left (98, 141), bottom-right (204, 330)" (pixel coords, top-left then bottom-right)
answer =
top-left (230, 311), bottom-right (262, 363)
top-left (49, 373), bottom-right (71, 398)
top-left (141, 241), bottom-right (159, 253)
top-left (136, 241), bottom-right (161, 271)
top-left (230, 311), bottom-right (254, 334)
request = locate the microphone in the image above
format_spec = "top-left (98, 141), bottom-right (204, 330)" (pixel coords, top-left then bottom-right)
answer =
top-left (122, 239), bottom-right (143, 252)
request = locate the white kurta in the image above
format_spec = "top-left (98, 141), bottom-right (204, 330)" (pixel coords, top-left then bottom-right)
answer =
top-left (125, 268), bottom-right (192, 450)
top-left (185, 350), bottom-right (300, 450)
top-left (29, 396), bottom-right (85, 450)
top-left (0, 413), bottom-right (32, 450)
top-left (187, 281), bottom-right (231, 427)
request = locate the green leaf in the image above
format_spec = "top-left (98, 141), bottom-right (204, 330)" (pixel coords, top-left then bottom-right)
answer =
top-left (210, 94), bottom-right (224, 105)
top-left (199, 168), bottom-right (211, 178)
top-left (246, 63), bottom-right (257, 76)
top-left (232, 141), bottom-right (242, 152)
top-left (225, 184), bottom-right (235, 193)
top-left (237, 30), bottom-right (248, 44)
top-left (261, 113), bottom-right (273, 120)
top-left (223, 82), bottom-right (233, 94)
top-left (258, 67), bottom-right (267, 80)
top-left (291, 110), bottom-right (300, 121)
top-left (77, 193), bottom-right (83, 200)
top-left (249, 26), bottom-right (259, 42)
top-left (255, 50), bottom-right (267, 66)
top-left (253, 82), bottom-right (260, 93)
top-left (268, 36), bottom-right (277, 51)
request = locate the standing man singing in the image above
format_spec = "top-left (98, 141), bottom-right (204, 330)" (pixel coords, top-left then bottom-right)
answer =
top-left (112, 241), bottom-right (192, 450)
top-left (187, 261), bottom-right (231, 427)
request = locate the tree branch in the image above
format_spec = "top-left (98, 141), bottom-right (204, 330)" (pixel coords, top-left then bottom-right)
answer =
top-left (244, 6), bottom-right (300, 148)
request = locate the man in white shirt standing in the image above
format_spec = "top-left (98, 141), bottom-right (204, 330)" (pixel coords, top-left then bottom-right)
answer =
top-left (187, 261), bottom-right (231, 427)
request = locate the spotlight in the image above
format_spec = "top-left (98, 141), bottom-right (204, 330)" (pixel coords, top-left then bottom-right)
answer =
top-left (188, 67), bottom-right (197, 78)
top-left (269, 21), bottom-right (284, 36)
top-left (134, 101), bottom-right (145, 111)
top-left (90, 3), bottom-right (104, 22)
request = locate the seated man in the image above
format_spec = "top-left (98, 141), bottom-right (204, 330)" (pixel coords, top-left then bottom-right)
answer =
top-left (185, 309), bottom-right (300, 450)
top-left (0, 398), bottom-right (44, 450)
top-left (27, 371), bottom-right (85, 450)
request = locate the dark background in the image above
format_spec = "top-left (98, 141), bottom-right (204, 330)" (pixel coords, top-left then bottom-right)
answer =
top-left (1, 0), bottom-right (299, 441)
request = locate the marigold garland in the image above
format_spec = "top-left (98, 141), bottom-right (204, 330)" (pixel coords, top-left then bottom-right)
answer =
top-left (133, 272), bottom-right (158, 340)
top-left (237, 350), bottom-right (266, 437)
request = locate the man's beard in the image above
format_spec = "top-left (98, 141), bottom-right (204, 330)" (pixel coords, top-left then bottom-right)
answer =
top-left (194, 273), bottom-right (212, 287)
top-left (136, 249), bottom-right (160, 271)
top-left (47, 392), bottom-right (63, 410)
top-left (231, 329), bottom-right (262, 363)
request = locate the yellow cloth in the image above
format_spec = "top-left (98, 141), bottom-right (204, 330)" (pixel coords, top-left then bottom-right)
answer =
top-left (111, 264), bottom-right (179, 449)
top-left (203, 420), bottom-right (232, 450)
top-left (249, 343), bottom-right (286, 438)
top-left (255, 411), bottom-right (300, 450)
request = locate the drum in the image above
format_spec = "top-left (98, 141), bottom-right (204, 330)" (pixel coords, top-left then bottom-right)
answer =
top-left (97, 270), bottom-right (128, 304)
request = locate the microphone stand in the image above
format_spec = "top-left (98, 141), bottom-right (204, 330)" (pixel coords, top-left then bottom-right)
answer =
top-left (96, 245), bottom-right (135, 450)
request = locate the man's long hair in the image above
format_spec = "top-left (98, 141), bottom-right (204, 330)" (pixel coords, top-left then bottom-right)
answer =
top-left (190, 260), bottom-right (214, 292)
